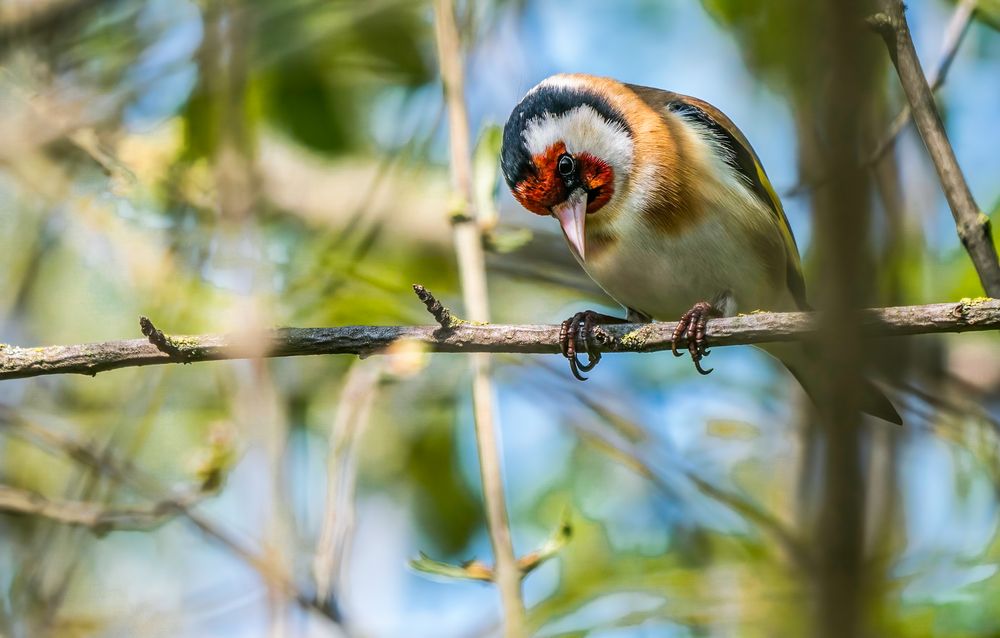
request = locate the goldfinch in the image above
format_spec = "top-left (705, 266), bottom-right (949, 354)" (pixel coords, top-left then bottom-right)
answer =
top-left (501, 73), bottom-right (901, 424)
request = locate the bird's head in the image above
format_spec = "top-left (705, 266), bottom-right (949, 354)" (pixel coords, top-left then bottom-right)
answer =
top-left (501, 75), bottom-right (635, 261)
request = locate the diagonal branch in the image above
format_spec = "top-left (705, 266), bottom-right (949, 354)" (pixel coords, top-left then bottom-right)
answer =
top-left (868, 0), bottom-right (977, 163)
top-left (312, 359), bottom-right (382, 606)
top-left (871, 0), bottom-right (1000, 297)
top-left (0, 298), bottom-right (998, 381)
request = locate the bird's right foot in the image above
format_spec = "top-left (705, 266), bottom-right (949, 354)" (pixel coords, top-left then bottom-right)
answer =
top-left (559, 310), bottom-right (627, 381)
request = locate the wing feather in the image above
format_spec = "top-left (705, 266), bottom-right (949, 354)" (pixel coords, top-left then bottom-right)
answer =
top-left (626, 84), bottom-right (809, 310)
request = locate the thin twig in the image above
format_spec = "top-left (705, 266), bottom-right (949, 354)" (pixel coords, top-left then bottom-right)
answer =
top-left (313, 359), bottom-right (383, 607)
top-left (432, 0), bottom-right (526, 635)
top-left (0, 299), bottom-right (998, 381)
top-left (410, 512), bottom-right (572, 583)
top-left (786, 0), bottom-right (977, 198)
top-left (412, 284), bottom-right (456, 329)
top-left (872, 0), bottom-right (1000, 297)
top-left (544, 370), bottom-right (811, 570)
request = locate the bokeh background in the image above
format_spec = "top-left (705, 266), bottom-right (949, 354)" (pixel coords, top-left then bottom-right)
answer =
top-left (1, 0), bottom-right (1000, 636)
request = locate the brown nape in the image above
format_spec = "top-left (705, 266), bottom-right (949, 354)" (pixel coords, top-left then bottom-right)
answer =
top-left (582, 76), bottom-right (704, 236)
top-left (643, 108), bottom-right (703, 236)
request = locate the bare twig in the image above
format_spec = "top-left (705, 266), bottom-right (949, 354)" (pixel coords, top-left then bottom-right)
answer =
top-left (410, 512), bottom-right (572, 583)
top-left (538, 368), bottom-right (811, 570)
top-left (432, 0), bottom-right (526, 635)
top-left (0, 299), bottom-right (997, 381)
top-left (872, 0), bottom-right (1000, 297)
top-left (412, 284), bottom-right (457, 329)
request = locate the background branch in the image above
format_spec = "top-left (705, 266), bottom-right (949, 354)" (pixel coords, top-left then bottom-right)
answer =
top-left (0, 299), bottom-right (997, 381)
top-left (872, 0), bottom-right (1000, 297)
top-left (809, 3), bottom-right (878, 633)
top-left (0, 484), bottom-right (192, 532)
top-left (312, 359), bottom-right (382, 607)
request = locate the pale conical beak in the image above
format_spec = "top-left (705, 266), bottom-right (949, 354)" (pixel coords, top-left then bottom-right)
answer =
top-left (552, 188), bottom-right (588, 261)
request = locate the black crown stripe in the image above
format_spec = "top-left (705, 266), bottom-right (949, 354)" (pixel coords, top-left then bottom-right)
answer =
top-left (501, 84), bottom-right (632, 189)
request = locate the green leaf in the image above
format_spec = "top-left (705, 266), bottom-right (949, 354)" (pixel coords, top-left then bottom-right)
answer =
top-left (410, 509), bottom-right (573, 583)
top-left (974, 0), bottom-right (1000, 31)
top-left (409, 552), bottom-right (493, 582)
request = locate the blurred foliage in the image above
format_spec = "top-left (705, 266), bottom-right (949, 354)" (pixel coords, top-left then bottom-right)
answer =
top-left (700, 0), bottom-right (824, 96)
top-left (184, 0), bottom-right (433, 159)
top-left (974, 0), bottom-right (1000, 31)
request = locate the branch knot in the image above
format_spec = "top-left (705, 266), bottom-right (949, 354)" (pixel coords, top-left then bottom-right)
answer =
top-left (866, 11), bottom-right (897, 36)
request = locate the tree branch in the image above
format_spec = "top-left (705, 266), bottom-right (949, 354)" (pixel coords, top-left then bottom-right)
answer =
top-left (1, 298), bottom-right (997, 381)
top-left (872, 0), bottom-right (1000, 297)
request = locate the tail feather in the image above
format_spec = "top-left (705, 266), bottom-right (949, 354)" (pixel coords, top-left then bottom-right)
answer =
top-left (858, 379), bottom-right (903, 425)
top-left (761, 344), bottom-right (903, 426)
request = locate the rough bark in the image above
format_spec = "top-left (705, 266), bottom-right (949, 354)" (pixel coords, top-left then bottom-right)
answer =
top-left (1, 299), bottom-right (997, 381)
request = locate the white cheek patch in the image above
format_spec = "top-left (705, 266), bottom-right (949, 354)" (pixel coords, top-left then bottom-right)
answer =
top-left (522, 105), bottom-right (634, 178)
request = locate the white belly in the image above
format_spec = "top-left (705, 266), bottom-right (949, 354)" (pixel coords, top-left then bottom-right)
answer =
top-left (581, 205), bottom-right (789, 320)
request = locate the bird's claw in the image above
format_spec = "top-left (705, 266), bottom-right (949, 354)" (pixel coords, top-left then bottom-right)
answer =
top-left (559, 310), bottom-right (613, 381)
top-left (670, 301), bottom-right (719, 375)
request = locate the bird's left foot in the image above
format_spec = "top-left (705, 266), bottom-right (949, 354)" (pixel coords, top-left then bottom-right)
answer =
top-left (559, 310), bottom-right (626, 381)
top-left (671, 301), bottom-right (720, 375)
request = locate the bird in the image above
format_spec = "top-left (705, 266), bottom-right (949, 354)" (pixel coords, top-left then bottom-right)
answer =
top-left (500, 73), bottom-right (902, 425)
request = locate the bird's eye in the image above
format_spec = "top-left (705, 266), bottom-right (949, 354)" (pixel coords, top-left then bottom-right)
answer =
top-left (557, 154), bottom-right (576, 178)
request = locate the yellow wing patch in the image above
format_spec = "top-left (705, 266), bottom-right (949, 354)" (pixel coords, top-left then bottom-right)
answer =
top-left (752, 158), bottom-right (809, 310)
